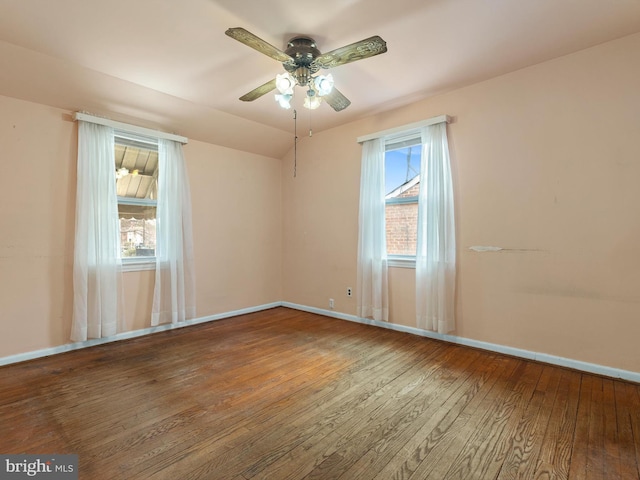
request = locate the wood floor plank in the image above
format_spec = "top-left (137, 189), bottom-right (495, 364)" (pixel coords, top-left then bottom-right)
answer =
top-left (439, 360), bottom-right (544, 479)
top-left (615, 381), bottom-right (640, 480)
top-left (137, 320), bottom-right (439, 479)
top-left (496, 388), bottom-right (546, 478)
top-left (533, 368), bottom-right (582, 480)
top-left (495, 365), bottom-right (562, 480)
top-left (287, 346), bottom-right (483, 480)
top-left (632, 384), bottom-right (640, 476)
top-left (117, 318), bottom-right (403, 477)
top-left (369, 351), bottom-right (505, 480)
top-left (336, 350), bottom-right (498, 480)
top-left (602, 378), bottom-right (624, 480)
top-left (82, 320), bottom-right (358, 453)
top-left (389, 355), bottom-right (522, 480)
top-left (586, 375), bottom-right (605, 479)
top-left (569, 374), bottom-right (595, 480)
top-left (1, 307), bottom-right (638, 480)
top-left (213, 337), bottom-right (448, 479)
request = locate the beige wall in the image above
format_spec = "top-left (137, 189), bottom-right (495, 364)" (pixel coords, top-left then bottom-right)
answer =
top-left (2, 32), bottom-right (639, 374)
top-left (282, 33), bottom-right (640, 373)
top-left (0, 96), bottom-right (282, 357)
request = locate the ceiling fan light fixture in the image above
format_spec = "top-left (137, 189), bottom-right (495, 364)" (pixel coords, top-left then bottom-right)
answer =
top-left (303, 90), bottom-right (322, 110)
top-left (314, 74), bottom-right (334, 96)
top-left (226, 27), bottom-right (387, 112)
top-left (275, 93), bottom-right (293, 109)
top-left (275, 72), bottom-right (295, 94)
top-left (293, 67), bottom-right (311, 87)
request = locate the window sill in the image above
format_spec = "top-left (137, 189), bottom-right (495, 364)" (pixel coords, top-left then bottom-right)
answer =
top-left (122, 258), bottom-right (156, 272)
top-left (388, 255), bottom-right (416, 269)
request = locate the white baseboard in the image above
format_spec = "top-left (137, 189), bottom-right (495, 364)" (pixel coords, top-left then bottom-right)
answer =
top-left (3, 301), bottom-right (639, 384)
top-left (0, 302), bottom-right (282, 367)
top-left (282, 302), bottom-right (640, 384)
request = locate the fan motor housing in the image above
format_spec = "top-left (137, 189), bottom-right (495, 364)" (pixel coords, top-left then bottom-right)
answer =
top-left (285, 36), bottom-right (320, 67)
top-left (284, 36), bottom-right (321, 86)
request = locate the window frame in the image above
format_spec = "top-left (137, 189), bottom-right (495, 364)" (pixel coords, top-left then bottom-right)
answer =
top-left (118, 197), bottom-right (157, 272)
top-left (384, 132), bottom-right (422, 268)
top-left (114, 131), bottom-right (159, 272)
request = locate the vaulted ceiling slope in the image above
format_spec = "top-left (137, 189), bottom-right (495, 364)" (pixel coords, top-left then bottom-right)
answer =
top-left (1, 0), bottom-right (640, 158)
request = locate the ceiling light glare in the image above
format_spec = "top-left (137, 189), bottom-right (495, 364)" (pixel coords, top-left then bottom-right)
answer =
top-left (275, 73), bottom-right (295, 94)
top-left (303, 92), bottom-right (322, 110)
top-left (275, 93), bottom-right (293, 109)
top-left (314, 74), bottom-right (334, 96)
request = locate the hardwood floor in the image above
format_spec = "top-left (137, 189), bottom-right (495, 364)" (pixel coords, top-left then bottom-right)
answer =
top-left (1, 307), bottom-right (638, 479)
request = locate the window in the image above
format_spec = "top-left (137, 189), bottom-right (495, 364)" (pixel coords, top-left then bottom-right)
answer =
top-left (384, 133), bottom-right (421, 264)
top-left (357, 115), bottom-right (454, 329)
top-left (114, 132), bottom-right (158, 269)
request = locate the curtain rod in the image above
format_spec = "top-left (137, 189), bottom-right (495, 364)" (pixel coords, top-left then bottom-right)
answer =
top-left (356, 114), bottom-right (451, 144)
top-left (73, 112), bottom-right (188, 145)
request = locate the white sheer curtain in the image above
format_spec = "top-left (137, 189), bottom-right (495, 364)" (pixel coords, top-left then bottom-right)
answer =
top-left (416, 122), bottom-right (456, 333)
top-left (152, 138), bottom-right (196, 326)
top-left (72, 121), bottom-right (124, 341)
top-left (356, 138), bottom-right (389, 321)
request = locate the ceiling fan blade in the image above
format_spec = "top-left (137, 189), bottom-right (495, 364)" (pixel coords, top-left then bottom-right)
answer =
top-left (312, 36), bottom-right (387, 69)
top-left (226, 27), bottom-right (293, 63)
top-left (239, 78), bottom-right (277, 102)
top-left (323, 87), bottom-right (351, 112)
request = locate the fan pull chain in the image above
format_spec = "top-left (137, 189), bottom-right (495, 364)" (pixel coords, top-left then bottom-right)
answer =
top-left (293, 109), bottom-right (298, 178)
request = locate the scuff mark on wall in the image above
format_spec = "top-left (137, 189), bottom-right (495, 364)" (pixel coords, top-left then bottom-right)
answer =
top-left (469, 246), bottom-right (503, 252)
top-left (468, 246), bottom-right (545, 253)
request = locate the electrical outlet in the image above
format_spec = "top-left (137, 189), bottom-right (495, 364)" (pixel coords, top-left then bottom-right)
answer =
top-left (329, 298), bottom-right (335, 310)
top-left (347, 288), bottom-right (352, 297)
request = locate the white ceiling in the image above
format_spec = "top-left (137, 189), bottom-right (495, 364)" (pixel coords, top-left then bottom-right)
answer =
top-left (1, 0), bottom-right (640, 158)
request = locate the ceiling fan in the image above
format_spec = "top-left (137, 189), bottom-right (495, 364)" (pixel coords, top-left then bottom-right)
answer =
top-left (225, 27), bottom-right (388, 112)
